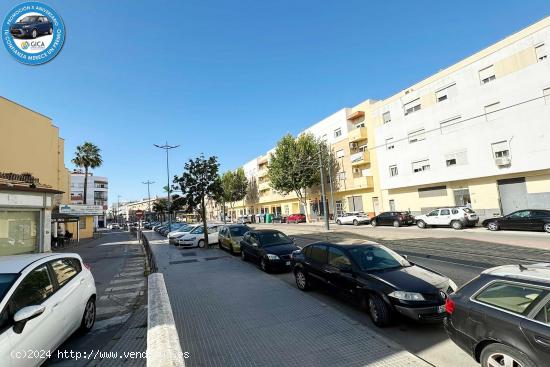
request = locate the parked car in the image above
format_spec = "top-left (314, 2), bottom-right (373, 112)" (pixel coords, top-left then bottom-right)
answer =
top-left (336, 211), bottom-right (370, 226)
top-left (240, 230), bottom-right (300, 272)
top-left (415, 207), bottom-right (478, 230)
top-left (370, 211), bottom-right (415, 227)
top-left (444, 263), bottom-right (550, 367)
top-left (237, 216), bottom-right (252, 224)
top-left (171, 225), bottom-right (200, 245)
top-left (107, 223), bottom-right (120, 229)
top-left (0, 253), bottom-right (96, 366)
top-left (160, 223), bottom-right (185, 237)
top-left (482, 209), bottom-right (550, 233)
top-left (10, 15), bottom-right (52, 39)
top-left (175, 225), bottom-right (220, 248)
top-left (272, 215), bottom-right (287, 223)
top-left (287, 214), bottom-right (306, 224)
top-left (292, 242), bottom-right (457, 327)
top-left (167, 224), bottom-right (193, 239)
top-left (218, 224), bottom-right (250, 254)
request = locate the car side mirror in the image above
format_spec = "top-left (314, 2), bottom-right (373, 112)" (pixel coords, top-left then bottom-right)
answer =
top-left (402, 254), bottom-right (408, 260)
top-left (289, 236), bottom-right (295, 241)
top-left (13, 305), bottom-right (45, 334)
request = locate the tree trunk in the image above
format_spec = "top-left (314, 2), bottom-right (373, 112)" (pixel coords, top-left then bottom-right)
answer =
top-left (83, 166), bottom-right (89, 204)
top-left (201, 196), bottom-right (209, 247)
top-left (302, 188), bottom-right (310, 223)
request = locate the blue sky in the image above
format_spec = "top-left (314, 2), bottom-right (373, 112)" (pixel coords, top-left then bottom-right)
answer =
top-left (2, 0), bottom-right (550, 204)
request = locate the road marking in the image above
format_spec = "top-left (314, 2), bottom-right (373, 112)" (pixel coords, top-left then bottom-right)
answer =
top-left (115, 271), bottom-right (143, 277)
top-left (105, 282), bottom-right (145, 292)
top-left (99, 291), bottom-right (143, 301)
top-left (109, 277), bottom-right (144, 284)
top-left (98, 240), bottom-right (140, 246)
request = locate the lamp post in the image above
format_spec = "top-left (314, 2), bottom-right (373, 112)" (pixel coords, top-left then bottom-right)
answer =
top-left (154, 142), bottom-right (179, 230)
top-left (318, 145), bottom-right (330, 230)
top-left (142, 180), bottom-right (154, 220)
top-left (117, 194), bottom-right (122, 224)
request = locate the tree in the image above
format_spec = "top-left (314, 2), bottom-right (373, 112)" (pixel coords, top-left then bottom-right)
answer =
top-left (72, 142), bottom-right (103, 204)
top-left (152, 198), bottom-right (168, 221)
top-left (220, 168), bottom-right (248, 220)
top-left (174, 155), bottom-right (220, 247)
top-left (245, 175), bottom-right (259, 207)
top-left (268, 133), bottom-right (338, 223)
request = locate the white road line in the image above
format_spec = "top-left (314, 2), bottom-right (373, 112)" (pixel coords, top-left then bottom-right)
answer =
top-left (104, 282), bottom-right (145, 292)
top-left (109, 277), bottom-right (144, 284)
top-left (99, 291), bottom-right (142, 301)
top-left (115, 271), bottom-right (143, 277)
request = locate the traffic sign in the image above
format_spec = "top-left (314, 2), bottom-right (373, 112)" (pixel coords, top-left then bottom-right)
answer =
top-left (135, 210), bottom-right (144, 219)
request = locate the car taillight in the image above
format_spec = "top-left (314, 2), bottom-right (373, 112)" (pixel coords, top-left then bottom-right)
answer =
top-left (84, 263), bottom-right (92, 270)
top-left (445, 297), bottom-right (455, 314)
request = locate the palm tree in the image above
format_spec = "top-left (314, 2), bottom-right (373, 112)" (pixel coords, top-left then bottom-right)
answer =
top-left (72, 142), bottom-right (103, 204)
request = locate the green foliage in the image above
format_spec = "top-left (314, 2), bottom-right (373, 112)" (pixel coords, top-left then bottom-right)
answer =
top-left (220, 168), bottom-right (248, 207)
top-left (72, 142), bottom-right (103, 204)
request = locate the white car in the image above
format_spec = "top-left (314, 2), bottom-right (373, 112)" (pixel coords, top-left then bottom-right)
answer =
top-left (0, 253), bottom-right (96, 367)
top-left (336, 211), bottom-right (370, 226)
top-left (415, 207), bottom-right (479, 230)
top-left (168, 225), bottom-right (199, 244)
top-left (175, 225), bottom-right (220, 248)
top-left (107, 223), bottom-right (120, 229)
top-left (167, 224), bottom-right (194, 239)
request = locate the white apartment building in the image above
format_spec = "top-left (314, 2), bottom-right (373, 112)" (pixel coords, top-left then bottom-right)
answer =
top-left (70, 170), bottom-right (108, 227)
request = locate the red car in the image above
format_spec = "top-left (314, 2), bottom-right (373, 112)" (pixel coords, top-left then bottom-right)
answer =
top-left (287, 214), bottom-right (306, 224)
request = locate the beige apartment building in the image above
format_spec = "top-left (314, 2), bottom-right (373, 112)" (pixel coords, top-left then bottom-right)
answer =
top-left (222, 16), bottom-right (550, 222)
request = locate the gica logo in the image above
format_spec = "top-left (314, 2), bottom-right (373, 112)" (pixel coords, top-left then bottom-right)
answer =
top-left (1, 2), bottom-right (65, 65)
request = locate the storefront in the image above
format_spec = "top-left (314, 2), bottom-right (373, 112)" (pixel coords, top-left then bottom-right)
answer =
top-left (0, 183), bottom-right (62, 256)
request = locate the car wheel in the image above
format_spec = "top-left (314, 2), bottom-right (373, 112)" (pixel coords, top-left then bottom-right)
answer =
top-left (480, 343), bottom-right (536, 367)
top-left (487, 221), bottom-right (499, 231)
top-left (241, 250), bottom-right (247, 261)
top-left (451, 220), bottom-right (463, 230)
top-left (32, 29), bottom-right (37, 38)
top-left (368, 294), bottom-right (391, 327)
top-left (543, 223), bottom-right (550, 233)
top-left (198, 239), bottom-right (205, 248)
top-left (393, 220), bottom-right (400, 228)
top-left (353, 219), bottom-right (359, 226)
top-left (371, 219), bottom-right (377, 227)
top-left (260, 258), bottom-right (269, 273)
top-left (336, 220), bottom-right (342, 225)
top-left (80, 297), bottom-right (96, 333)
top-left (417, 220), bottom-right (426, 229)
top-left (295, 269), bottom-right (310, 291)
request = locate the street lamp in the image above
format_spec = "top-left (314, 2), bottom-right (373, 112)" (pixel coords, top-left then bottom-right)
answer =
top-left (117, 194), bottom-right (122, 224)
top-left (154, 142), bottom-right (179, 230)
top-left (142, 180), bottom-right (155, 219)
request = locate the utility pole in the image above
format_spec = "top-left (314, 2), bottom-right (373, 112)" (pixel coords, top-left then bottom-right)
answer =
top-left (117, 194), bottom-right (122, 224)
top-left (324, 141), bottom-right (336, 223)
top-left (154, 142), bottom-right (179, 230)
top-left (318, 145), bottom-right (330, 230)
top-left (142, 180), bottom-right (154, 220)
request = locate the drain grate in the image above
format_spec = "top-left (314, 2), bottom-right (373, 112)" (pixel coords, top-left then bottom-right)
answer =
top-left (181, 252), bottom-right (197, 257)
top-left (170, 259), bottom-right (198, 265)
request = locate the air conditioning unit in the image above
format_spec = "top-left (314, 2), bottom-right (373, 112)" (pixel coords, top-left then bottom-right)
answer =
top-left (350, 142), bottom-right (359, 149)
top-left (495, 157), bottom-right (511, 166)
top-left (353, 168), bottom-right (361, 174)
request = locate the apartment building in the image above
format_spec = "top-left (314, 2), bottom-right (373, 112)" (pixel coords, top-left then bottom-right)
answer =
top-left (371, 16), bottom-right (550, 220)
top-left (70, 170), bottom-right (108, 227)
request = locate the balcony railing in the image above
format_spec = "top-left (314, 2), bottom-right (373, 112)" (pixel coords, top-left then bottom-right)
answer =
top-left (352, 176), bottom-right (374, 189)
top-left (259, 182), bottom-right (270, 191)
top-left (350, 151), bottom-right (370, 166)
top-left (348, 127), bottom-right (367, 143)
top-left (258, 169), bottom-right (268, 178)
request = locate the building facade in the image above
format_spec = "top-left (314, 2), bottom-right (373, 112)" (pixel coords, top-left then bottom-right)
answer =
top-left (221, 16), bottom-right (550, 222)
top-left (70, 170), bottom-right (108, 227)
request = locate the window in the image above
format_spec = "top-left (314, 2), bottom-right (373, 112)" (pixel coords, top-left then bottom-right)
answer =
top-left (0, 210), bottom-right (40, 256)
top-left (408, 129), bottom-right (426, 143)
top-left (475, 282), bottom-right (544, 315)
top-left (544, 87), bottom-right (550, 104)
top-left (382, 111), bottom-right (391, 124)
top-left (440, 116), bottom-right (462, 134)
top-left (348, 196), bottom-right (364, 212)
top-left (479, 65), bottom-right (496, 84)
top-left (358, 145), bottom-right (368, 152)
top-left (445, 150), bottom-right (468, 167)
top-left (334, 128), bottom-right (342, 138)
top-left (337, 172), bottom-right (346, 181)
top-left (440, 209), bottom-right (450, 215)
top-left (435, 84), bottom-right (456, 102)
top-left (418, 186), bottom-right (447, 198)
top-left (404, 99), bottom-right (421, 115)
top-left (535, 43), bottom-right (547, 62)
top-left (492, 141), bottom-right (510, 158)
top-left (328, 247), bottom-right (352, 269)
top-left (80, 219), bottom-right (87, 230)
top-left (508, 210), bottom-right (532, 219)
top-left (309, 245), bottom-right (327, 264)
top-left (389, 199), bottom-right (395, 211)
top-left (355, 122), bottom-right (365, 128)
top-left (11, 265), bottom-right (54, 316)
top-left (484, 102), bottom-right (501, 121)
top-left (534, 299), bottom-right (550, 324)
top-left (412, 159), bottom-right (430, 173)
top-left (336, 149), bottom-right (345, 158)
top-left (51, 258), bottom-right (80, 287)
top-left (427, 210), bottom-right (439, 217)
top-left (389, 165), bottom-right (398, 177)
top-left (386, 138), bottom-right (395, 150)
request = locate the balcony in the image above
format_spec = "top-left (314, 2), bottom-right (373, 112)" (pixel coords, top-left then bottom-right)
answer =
top-left (259, 182), bottom-right (270, 191)
top-left (257, 155), bottom-right (268, 165)
top-left (347, 111), bottom-right (365, 120)
top-left (352, 176), bottom-right (374, 189)
top-left (350, 151), bottom-right (370, 166)
top-left (258, 168), bottom-right (268, 178)
top-left (348, 127), bottom-right (367, 143)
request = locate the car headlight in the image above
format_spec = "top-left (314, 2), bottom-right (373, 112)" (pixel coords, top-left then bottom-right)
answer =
top-left (448, 279), bottom-right (458, 292)
top-left (389, 291), bottom-right (425, 301)
top-left (266, 254), bottom-right (279, 260)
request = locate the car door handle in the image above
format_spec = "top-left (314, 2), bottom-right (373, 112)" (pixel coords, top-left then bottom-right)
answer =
top-left (80, 278), bottom-right (85, 283)
top-left (535, 335), bottom-right (550, 347)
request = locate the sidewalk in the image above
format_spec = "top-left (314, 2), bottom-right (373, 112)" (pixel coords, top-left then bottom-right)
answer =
top-left (145, 230), bottom-right (432, 367)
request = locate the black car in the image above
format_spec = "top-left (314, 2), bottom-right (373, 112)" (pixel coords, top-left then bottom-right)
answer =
top-left (482, 209), bottom-right (550, 233)
top-left (10, 15), bottom-right (52, 39)
top-left (240, 230), bottom-right (299, 272)
top-left (370, 211), bottom-right (415, 227)
top-left (444, 264), bottom-right (550, 367)
top-left (292, 242), bottom-right (457, 326)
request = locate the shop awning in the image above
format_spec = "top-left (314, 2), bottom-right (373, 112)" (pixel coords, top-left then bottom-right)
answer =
top-left (51, 213), bottom-right (80, 222)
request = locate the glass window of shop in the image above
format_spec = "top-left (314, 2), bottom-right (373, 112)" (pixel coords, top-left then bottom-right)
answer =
top-left (0, 210), bottom-right (40, 256)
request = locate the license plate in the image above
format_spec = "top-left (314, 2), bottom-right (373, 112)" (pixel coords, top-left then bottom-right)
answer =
top-left (438, 305), bottom-right (446, 313)
top-left (285, 261), bottom-right (291, 266)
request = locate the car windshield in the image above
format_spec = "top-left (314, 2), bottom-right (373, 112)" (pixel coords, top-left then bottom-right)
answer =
top-left (258, 231), bottom-right (292, 247)
top-left (230, 226), bottom-right (249, 236)
top-left (0, 274), bottom-right (18, 301)
top-left (175, 225), bottom-right (190, 232)
top-left (18, 16), bottom-right (39, 23)
top-left (463, 208), bottom-right (475, 214)
top-left (348, 245), bottom-right (410, 271)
